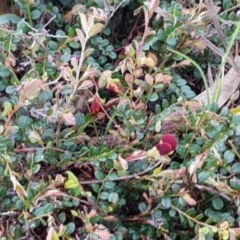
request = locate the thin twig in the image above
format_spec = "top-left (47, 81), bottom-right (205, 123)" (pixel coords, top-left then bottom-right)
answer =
top-left (79, 160), bottom-right (163, 185)
top-left (195, 184), bottom-right (231, 201)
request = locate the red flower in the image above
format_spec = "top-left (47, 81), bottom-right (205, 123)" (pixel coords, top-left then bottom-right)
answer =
top-left (156, 134), bottom-right (178, 155)
top-left (91, 95), bottom-right (101, 114)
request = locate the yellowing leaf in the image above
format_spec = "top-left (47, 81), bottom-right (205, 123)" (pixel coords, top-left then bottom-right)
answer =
top-left (145, 57), bottom-right (156, 67)
top-left (153, 167), bottom-right (162, 175)
top-left (230, 90), bottom-right (240, 102)
top-left (182, 193), bottom-right (197, 206)
top-left (84, 48), bottom-right (95, 58)
top-left (220, 230), bottom-right (229, 240)
top-left (118, 154), bottom-right (128, 170)
top-left (64, 180), bottom-right (79, 189)
top-left (79, 13), bottom-right (88, 34)
top-left (88, 23), bottom-right (104, 38)
top-left (64, 171), bottom-right (80, 189)
top-left (147, 52), bottom-right (158, 65)
top-left (3, 102), bottom-right (12, 116)
top-left (76, 28), bottom-right (85, 46)
top-left (28, 130), bottom-right (43, 146)
top-left (10, 174), bottom-right (28, 200)
top-left (230, 106), bottom-right (240, 115)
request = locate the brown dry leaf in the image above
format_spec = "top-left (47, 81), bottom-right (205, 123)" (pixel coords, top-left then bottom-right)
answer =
top-left (172, 59), bottom-right (191, 68)
top-left (87, 210), bottom-right (98, 219)
top-left (183, 101), bottom-right (202, 111)
top-left (21, 79), bottom-right (42, 99)
top-left (64, 4), bottom-right (86, 23)
top-left (5, 56), bottom-right (16, 67)
top-left (155, 73), bottom-right (172, 83)
top-left (188, 152), bottom-right (208, 177)
top-left (34, 189), bottom-right (64, 206)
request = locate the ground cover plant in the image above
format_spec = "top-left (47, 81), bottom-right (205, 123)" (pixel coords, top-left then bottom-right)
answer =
top-left (1, 0), bottom-right (240, 239)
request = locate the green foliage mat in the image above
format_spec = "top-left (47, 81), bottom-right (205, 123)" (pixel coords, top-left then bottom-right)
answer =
top-left (0, 0), bottom-right (239, 239)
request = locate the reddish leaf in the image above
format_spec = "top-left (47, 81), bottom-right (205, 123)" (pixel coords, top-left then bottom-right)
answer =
top-left (108, 83), bottom-right (120, 94)
top-left (156, 142), bottom-right (172, 155)
top-left (162, 134), bottom-right (178, 150)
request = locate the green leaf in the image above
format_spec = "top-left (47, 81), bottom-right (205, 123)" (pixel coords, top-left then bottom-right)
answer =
top-left (223, 0), bottom-right (233, 10)
top-left (230, 178), bottom-right (240, 192)
top-left (195, 213), bottom-right (204, 220)
top-left (56, 30), bottom-right (66, 42)
top-left (149, 93), bottom-right (159, 102)
top-left (162, 99), bottom-right (170, 109)
top-left (161, 197), bottom-right (171, 209)
top-left (0, 67), bottom-right (11, 77)
top-left (103, 27), bottom-right (111, 36)
top-left (198, 171), bottom-right (210, 182)
top-left (75, 113), bottom-right (86, 126)
top-left (0, 14), bottom-right (22, 25)
top-left (17, 116), bottom-right (33, 129)
top-left (58, 212), bottom-right (66, 223)
top-left (31, 9), bottom-right (41, 20)
top-left (32, 164), bottom-right (41, 174)
top-left (169, 209), bottom-right (176, 217)
top-left (108, 192), bottom-right (119, 203)
top-left (69, 41), bottom-right (81, 49)
top-left (48, 41), bottom-right (58, 51)
top-left (138, 202), bottom-right (147, 212)
top-left (44, 203), bottom-right (54, 213)
top-left (232, 163), bottom-right (240, 173)
top-left (212, 197), bottom-right (224, 210)
top-left (65, 222), bottom-right (75, 235)
top-left (60, 52), bottom-right (71, 63)
top-left (39, 90), bottom-right (53, 103)
top-left (223, 150), bottom-right (235, 163)
top-left (94, 170), bottom-right (105, 180)
top-left (99, 191), bottom-right (109, 200)
top-left (104, 181), bottom-right (116, 189)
